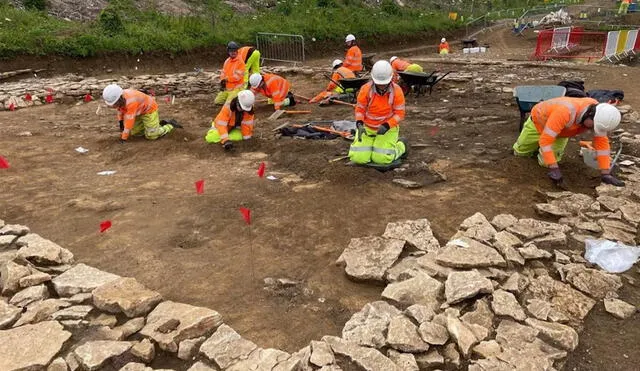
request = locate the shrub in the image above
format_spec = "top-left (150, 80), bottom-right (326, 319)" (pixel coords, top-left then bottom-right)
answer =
top-left (98, 8), bottom-right (124, 36)
top-left (24, 0), bottom-right (46, 11)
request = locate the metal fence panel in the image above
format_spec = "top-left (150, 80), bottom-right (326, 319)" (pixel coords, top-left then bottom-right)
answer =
top-left (256, 33), bottom-right (305, 66)
top-left (624, 30), bottom-right (638, 51)
top-left (534, 29), bottom-right (607, 62)
top-left (605, 31), bottom-right (620, 56)
top-left (551, 26), bottom-right (571, 51)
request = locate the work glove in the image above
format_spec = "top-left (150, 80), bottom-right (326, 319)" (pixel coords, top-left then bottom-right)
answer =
top-left (547, 167), bottom-right (566, 188)
top-left (356, 120), bottom-right (365, 142)
top-left (219, 79), bottom-right (226, 90)
top-left (377, 123), bottom-right (390, 135)
top-left (119, 120), bottom-right (124, 132)
top-left (222, 141), bottom-right (233, 151)
top-left (602, 174), bottom-right (625, 187)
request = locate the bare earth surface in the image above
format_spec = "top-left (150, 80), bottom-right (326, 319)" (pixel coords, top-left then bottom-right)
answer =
top-left (1, 27), bottom-right (639, 369)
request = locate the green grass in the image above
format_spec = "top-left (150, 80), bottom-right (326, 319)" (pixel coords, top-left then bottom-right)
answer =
top-left (0, 0), bottom-right (565, 58)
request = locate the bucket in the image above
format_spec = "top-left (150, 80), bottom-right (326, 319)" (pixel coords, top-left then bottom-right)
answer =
top-left (580, 147), bottom-right (599, 170)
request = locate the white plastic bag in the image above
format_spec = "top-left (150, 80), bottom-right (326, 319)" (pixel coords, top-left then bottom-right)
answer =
top-left (584, 239), bottom-right (640, 273)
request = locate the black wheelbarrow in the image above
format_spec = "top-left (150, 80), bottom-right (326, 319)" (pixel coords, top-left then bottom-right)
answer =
top-left (362, 54), bottom-right (376, 72)
top-left (398, 71), bottom-right (452, 97)
top-left (514, 85), bottom-right (566, 132)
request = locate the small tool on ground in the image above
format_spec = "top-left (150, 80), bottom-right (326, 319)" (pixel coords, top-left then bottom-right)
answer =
top-left (268, 109), bottom-right (312, 121)
top-left (329, 99), bottom-right (356, 107)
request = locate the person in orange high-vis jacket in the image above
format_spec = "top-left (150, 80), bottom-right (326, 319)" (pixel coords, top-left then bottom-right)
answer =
top-left (343, 34), bottom-right (363, 73)
top-left (389, 56), bottom-right (424, 83)
top-left (215, 41), bottom-right (247, 105)
top-left (513, 96), bottom-right (624, 187)
top-left (102, 84), bottom-right (181, 143)
top-left (205, 90), bottom-right (256, 151)
top-left (349, 61), bottom-right (408, 165)
top-left (309, 59), bottom-right (356, 103)
top-left (237, 46), bottom-right (261, 83)
top-left (249, 73), bottom-right (296, 110)
top-left (439, 38), bottom-right (450, 54)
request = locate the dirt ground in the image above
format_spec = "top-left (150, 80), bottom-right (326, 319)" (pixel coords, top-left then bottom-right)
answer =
top-left (1, 27), bottom-right (640, 369)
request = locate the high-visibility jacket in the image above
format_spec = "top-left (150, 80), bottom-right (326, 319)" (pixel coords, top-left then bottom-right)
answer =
top-left (238, 46), bottom-right (256, 63)
top-left (439, 42), bottom-right (450, 53)
top-left (355, 82), bottom-right (405, 130)
top-left (327, 66), bottom-right (356, 91)
top-left (391, 58), bottom-right (411, 72)
top-left (221, 56), bottom-right (246, 90)
top-left (343, 45), bottom-right (363, 72)
top-left (622, 0), bottom-right (630, 4)
top-left (251, 73), bottom-right (291, 110)
top-left (117, 89), bottom-right (158, 140)
top-left (213, 103), bottom-right (255, 143)
top-left (531, 97), bottom-right (610, 170)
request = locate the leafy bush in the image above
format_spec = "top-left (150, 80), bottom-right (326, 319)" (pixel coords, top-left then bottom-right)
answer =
top-left (98, 8), bottom-right (124, 36)
top-left (24, 0), bottom-right (46, 11)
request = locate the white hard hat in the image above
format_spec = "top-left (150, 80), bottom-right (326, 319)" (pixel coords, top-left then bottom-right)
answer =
top-left (345, 34), bottom-right (356, 42)
top-left (441, 38), bottom-right (446, 43)
top-left (332, 59), bottom-right (343, 68)
top-left (249, 73), bottom-right (263, 88)
top-left (237, 90), bottom-right (255, 111)
top-left (371, 60), bottom-right (393, 85)
top-left (102, 84), bottom-right (123, 106)
top-left (593, 103), bottom-right (621, 136)
top-left (389, 56), bottom-right (398, 63)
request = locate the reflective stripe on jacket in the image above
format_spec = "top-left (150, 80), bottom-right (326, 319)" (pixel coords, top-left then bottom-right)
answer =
top-left (117, 89), bottom-right (158, 140)
top-left (532, 96), bottom-right (610, 169)
top-left (355, 82), bottom-right (405, 129)
top-left (439, 42), bottom-right (450, 52)
top-left (251, 73), bottom-right (291, 109)
top-left (213, 103), bottom-right (255, 142)
top-left (391, 58), bottom-right (411, 72)
top-left (221, 57), bottom-right (246, 90)
top-left (343, 46), bottom-right (363, 72)
top-left (327, 66), bottom-right (356, 91)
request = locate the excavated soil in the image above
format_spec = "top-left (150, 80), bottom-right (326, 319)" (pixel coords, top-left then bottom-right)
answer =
top-left (1, 27), bottom-right (640, 369)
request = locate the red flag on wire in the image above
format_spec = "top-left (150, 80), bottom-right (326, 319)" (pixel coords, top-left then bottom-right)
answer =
top-left (257, 162), bottom-right (265, 178)
top-left (8, 103), bottom-right (15, 111)
top-left (195, 179), bottom-right (205, 194)
top-left (429, 126), bottom-right (439, 136)
top-left (0, 156), bottom-right (10, 169)
top-left (25, 94), bottom-right (32, 102)
top-left (239, 207), bottom-right (251, 225)
top-left (84, 94), bottom-right (93, 102)
top-left (99, 220), bottom-right (112, 233)
top-left (45, 94), bottom-right (54, 104)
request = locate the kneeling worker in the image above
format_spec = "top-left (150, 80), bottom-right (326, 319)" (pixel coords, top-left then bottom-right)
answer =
top-left (249, 73), bottom-right (295, 111)
top-left (390, 56), bottom-right (424, 83)
top-left (513, 96), bottom-right (624, 187)
top-left (309, 59), bottom-right (356, 103)
top-left (349, 61), bottom-right (407, 165)
top-left (103, 84), bottom-right (181, 143)
top-left (439, 38), bottom-right (450, 54)
top-left (205, 90), bottom-right (256, 151)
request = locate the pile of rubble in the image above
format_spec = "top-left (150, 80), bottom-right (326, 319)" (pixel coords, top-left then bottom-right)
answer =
top-left (0, 66), bottom-right (325, 111)
top-left (536, 9), bottom-right (572, 26)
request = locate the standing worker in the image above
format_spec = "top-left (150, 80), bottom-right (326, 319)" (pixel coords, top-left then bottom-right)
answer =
top-left (216, 41), bottom-right (246, 105)
top-left (439, 38), bottom-right (450, 54)
top-left (512, 97), bottom-right (624, 187)
top-left (238, 45), bottom-right (261, 82)
top-left (349, 61), bottom-right (407, 165)
top-left (343, 34), bottom-right (363, 73)
top-left (249, 73), bottom-right (296, 111)
top-left (309, 59), bottom-right (356, 103)
top-left (205, 90), bottom-right (256, 151)
top-left (102, 84), bottom-right (181, 143)
top-left (619, 0), bottom-right (631, 15)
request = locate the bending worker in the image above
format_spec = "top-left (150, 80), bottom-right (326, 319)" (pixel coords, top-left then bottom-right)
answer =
top-left (439, 38), bottom-right (450, 54)
top-left (350, 60), bottom-right (407, 165)
top-left (216, 41), bottom-right (246, 105)
top-left (390, 56), bottom-right (424, 83)
top-left (249, 72), bottom-right (296, 110)
top-left (309, 59), bottom-right (356, 103)
top-left (343, 34), bottom-right (363, 73)
top-left (513, 97), bottom-right (624, 187)
top-left (102, 84), bottom-right (181, 143)
top-left (238, 45), bottom-right (261, 82)
top-left (205, 90), bottom-right (256, 151)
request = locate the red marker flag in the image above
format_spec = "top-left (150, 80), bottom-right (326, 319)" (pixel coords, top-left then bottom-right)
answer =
top-left (429, 126), bottom-right (439, 136)
top-left (99, 220), bottom-right (112, 233)
top-left (195, 179), bottom-right (205, 194)
top-left (45, 94), bottom-right (54, 104)
top-left (0, 156), bottom-right (10, 169)
top-left (84, 94), bottom-right (93, 102)
top-left (8, 103), bottom-right (15, 111)
top-left (239, 207), bottom-right (251, 225)
top-left (25, 93), bottom-right (32, 102)
top-left (164, 96), bottom-right (171, 103)
top-left (257, 162), bottom-right (265, 178)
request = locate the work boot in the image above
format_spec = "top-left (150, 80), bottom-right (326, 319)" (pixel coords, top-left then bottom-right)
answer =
top-left (165, 119), bottom-right (183, 129)
top-left (399, 137), bottom-right (409, 159)
top-left (287, 92), bottom-right (296, 107)
top-left (222, 141), bottom-right (234, 151)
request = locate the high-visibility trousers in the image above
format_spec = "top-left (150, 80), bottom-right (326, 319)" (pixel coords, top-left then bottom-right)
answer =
top-left (244, 50), bottom-right (261, 82)
top-left (619, 2), bottom-right (630, 14)
top-left (214, 87), bottom-right (244, 105)
top-left (439, 49), bottom-right (449, 55)
top-left (205, 125), bottom-right (251, 144)
top-left (512, 117), bottom-right (569, 167)
top-left (349, 126), bottom-right (406, 165)
top-left (130, 111), bottom-right (173, 140)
